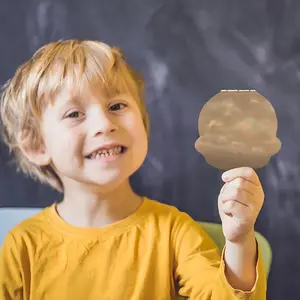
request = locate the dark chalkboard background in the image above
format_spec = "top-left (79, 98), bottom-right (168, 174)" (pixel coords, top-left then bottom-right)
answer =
top-left (1, 0), bottom-right (300, 299)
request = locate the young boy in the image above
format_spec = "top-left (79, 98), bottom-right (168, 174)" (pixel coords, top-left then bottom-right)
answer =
top-left (0, 40), bottom-right (266, 300)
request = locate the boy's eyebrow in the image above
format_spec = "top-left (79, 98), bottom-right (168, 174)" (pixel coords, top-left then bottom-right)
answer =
top-left (110, 93), bottom-right (133, 101)
top-left (62, 92), bottom-right (84, 104)
top-left (55, 92), bottom-right (134, 113)
top-left (55, 95), bottom-right (81, 113)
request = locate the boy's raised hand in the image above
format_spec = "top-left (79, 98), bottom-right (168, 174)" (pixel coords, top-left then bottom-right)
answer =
top-left (218, 167), bottom-right (264, 243)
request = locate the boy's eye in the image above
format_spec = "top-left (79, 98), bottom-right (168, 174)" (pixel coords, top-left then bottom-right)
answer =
top-left (66, 111), bottom-right (83, 118)
top-left (109, 103), bottom-right (127, 111)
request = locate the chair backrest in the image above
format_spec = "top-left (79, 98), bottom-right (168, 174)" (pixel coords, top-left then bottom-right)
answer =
top-left (176, 222), bottom-right (272, 300)
top-left (0, 208), bottom-right (272, 278)
top-left (198, 221), bottom-right (272, 277)
top-left (0, 208), bottom-right (41, 246)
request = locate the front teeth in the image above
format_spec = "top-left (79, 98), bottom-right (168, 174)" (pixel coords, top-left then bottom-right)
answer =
top-left (90, 146), bottom-right (122, 159)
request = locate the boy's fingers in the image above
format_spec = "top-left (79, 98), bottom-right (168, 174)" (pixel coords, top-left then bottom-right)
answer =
top-left (222, 167), bottom-right (261, 186)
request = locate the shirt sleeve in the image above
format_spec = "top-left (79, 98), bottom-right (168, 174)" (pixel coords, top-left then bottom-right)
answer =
top-left (172, 212), bottom-right (267, 300)
top-left (0, 232), bottom-right (25, 300)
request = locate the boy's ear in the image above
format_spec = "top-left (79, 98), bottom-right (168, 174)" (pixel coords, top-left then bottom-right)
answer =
top-left (17, 132), bottom-right (51, 166)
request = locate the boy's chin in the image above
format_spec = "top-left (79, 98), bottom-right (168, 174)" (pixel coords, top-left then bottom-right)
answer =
top-left (85, 173), bottom-right (130, 191)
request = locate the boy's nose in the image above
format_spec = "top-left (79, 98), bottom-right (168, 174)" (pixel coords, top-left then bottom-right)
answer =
top-left (89, 112), bottom-right (118, 136)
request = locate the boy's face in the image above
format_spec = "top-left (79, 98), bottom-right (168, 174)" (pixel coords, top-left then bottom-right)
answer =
top-left (37, 83), bottom-right (148, 192)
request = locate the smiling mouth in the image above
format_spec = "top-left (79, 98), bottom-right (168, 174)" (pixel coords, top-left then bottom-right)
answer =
top-left (86, 146), bottom-right (127, 159)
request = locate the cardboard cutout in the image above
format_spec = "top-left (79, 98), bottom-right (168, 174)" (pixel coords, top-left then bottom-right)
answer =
top-left (195, 90), bottom-right (281, 170)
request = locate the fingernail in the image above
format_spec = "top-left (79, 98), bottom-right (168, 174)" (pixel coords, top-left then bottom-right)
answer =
top-left (222, 173), bottom-right (228, 180)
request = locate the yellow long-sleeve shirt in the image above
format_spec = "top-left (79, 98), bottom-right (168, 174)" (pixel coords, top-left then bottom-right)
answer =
top-left (0, 198), bottom-right (266, 300)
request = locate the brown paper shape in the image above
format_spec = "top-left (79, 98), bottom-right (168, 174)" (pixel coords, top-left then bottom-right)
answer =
top-left (195, 90), bottom-right (281, 170)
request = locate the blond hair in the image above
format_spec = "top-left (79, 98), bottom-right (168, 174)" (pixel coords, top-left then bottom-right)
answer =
top-left (0, 39), bottom-right (149, 192)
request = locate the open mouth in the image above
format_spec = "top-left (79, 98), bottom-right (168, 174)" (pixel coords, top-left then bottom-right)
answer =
top-left (86, 146), bottom-right (127, 160)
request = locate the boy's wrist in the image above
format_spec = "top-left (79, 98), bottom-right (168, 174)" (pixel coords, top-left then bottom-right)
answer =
top-left (224, 230), bottom-right (258, 291)
top-left (225, 229), bottom-right (256, 248)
